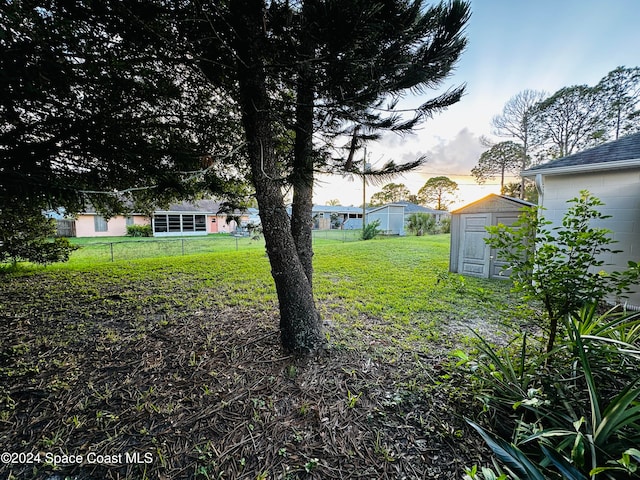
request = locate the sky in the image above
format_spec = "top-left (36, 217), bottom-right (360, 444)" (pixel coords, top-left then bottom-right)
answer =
top-left (313, 0), bottom-right (640, 209)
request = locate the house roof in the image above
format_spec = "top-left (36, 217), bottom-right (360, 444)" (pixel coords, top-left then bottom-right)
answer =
top-left (392, 201), bottom-right (448, 215)
top-left (157, 199), bottom-right (248, 215)
top-left (366, 203), bottom-right (406, 214)
top-left (366, 202), bottom-right (449, 215)
top-left (451, 194), bottom-right (534, 215)
top-left (522, 132), bottom-right (640, 177)
top-left (312, 205), bottom-right (363, 214)
top-left (155, 199), bottom-right (221, 214)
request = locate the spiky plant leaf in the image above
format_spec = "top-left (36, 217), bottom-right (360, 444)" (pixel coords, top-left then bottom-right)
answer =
top-left (466, 419), bottom-right (547, 480)
top-left (539, 445), bottom-right (589, 480)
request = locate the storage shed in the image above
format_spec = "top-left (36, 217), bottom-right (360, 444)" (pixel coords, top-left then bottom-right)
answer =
top-left (449, 194), bottom-right (534, 279)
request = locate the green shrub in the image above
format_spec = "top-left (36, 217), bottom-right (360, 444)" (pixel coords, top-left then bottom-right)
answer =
top-left (406, 212), bottom-right (436, 236)
top-left (126, 224), bottom-right (153, 237)
top-left (486, 191), bottom-right (640, 353)
top-left (464, 309), bottom-right (640, 480)
top-left (361, 220), bottom-right (380, 240)
top-left (0, 209), bottom-right (78, 267)
top-left (464, 191), bottom-right (640, 479)
top-left (438, 216), bottom-right (451, 234)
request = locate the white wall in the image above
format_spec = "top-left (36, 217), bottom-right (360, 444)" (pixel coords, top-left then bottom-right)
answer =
top-left (539, 169), bottom-right (640, 308)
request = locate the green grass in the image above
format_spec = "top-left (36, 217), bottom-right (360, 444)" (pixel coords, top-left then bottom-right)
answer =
top-left (0, 233), bottom-right (529, 479)
top-left (313, 235), bottom-right (519, 352)
top-left (64, 230), bottom-right (362, 265)
top-left (4, 234), bottom-right (522, 352)
top-left (67, 233), bottom-right (266, 265)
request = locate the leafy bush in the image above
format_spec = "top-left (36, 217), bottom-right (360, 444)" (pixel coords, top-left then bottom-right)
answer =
top-left (463, 308), bottom-right (640, 479)
top-left (126, 224), bottom-right (153, 237)
top-left (0, 209), bottom-right (78, 267)
top-left (438, 216), bottom-right (451, 234)
top-left (486, 191), bottom-right (640, 353)
top-left (361, 220), bottom-right (380, 240)
top-left (464, 192), bottom-right (640, 479)
top-left (406, 212), bottom-right (436, 236)
top-left (460, 306), bottom-right (640, 479)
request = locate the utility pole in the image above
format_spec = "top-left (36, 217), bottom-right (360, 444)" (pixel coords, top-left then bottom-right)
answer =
top-left (362, 147), bottom-right (367, 232)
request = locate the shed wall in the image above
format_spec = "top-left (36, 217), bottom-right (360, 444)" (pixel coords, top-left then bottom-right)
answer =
top-left (450, 195), bottom-right (529, 279)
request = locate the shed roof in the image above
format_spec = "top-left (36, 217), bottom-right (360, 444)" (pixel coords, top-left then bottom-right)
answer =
top-left (522, 132), bottom-right (640, 177)
top-left (451, 194), bottom-right (534, 215)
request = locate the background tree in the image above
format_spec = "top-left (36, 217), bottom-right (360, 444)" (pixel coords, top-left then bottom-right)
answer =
top-left (326, 199), bottom-right (341, 206)
top-left (530, 85), bottom-right (609, 158)
top-left (369, 183), bottom-right (411, 206)
top-left (597, 66), bottom-right (640, 139)
top-left (503, 181), bottom-right (538, 203)
top-left (471, 140), bottom-right (524, 193)
top-left (492, 89), bottom-right (547, 197)
top-left (416, 176), bottom-right (458, 210)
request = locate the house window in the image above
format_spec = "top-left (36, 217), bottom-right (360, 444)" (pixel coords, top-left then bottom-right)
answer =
top-left (126, 216), bottom-right (134, 226)
top-left (153, 213), bottom-right (208, 234)
top-left (195, 215), bottom-right (206, 232)
top-left (94, 215), bottom-right (108, 232)
top-left (154, 215), bottom-right (168, 232)
top-left (182, 215), bottom-right (195, 231)
top-left (168, 215), bottom-right (181, 232)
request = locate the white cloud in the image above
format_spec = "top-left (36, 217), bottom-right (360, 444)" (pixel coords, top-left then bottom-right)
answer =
top-left (414, 128), bottom-right (486, 177)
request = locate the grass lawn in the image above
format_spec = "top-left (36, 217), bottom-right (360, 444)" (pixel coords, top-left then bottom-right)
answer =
top-left (0, 234), bottom-right (531, 479)
top-left (66, 230), bottom-right (362, 265)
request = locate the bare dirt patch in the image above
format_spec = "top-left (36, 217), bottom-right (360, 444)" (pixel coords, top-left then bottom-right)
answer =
top-left (1, 294), bottom-right (492, 479)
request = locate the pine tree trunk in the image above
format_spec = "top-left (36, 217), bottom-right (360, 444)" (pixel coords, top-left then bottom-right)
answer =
top-left (290, 16), bottom-right (315, 286)
top-left (231, 0), bottom-right (324, 353)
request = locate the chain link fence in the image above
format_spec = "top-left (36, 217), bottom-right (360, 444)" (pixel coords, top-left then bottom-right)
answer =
top-left (71, 230), bottom-right (363, 263)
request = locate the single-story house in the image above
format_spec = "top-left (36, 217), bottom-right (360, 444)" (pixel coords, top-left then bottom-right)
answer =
top-left (73, 206), bottom-right (149, 237)
top-left (449, 194), bottom-right (534, 279)
top-left (151, 200), bottom-right (247, 237)
top-left (312, 205), bottom-right (364, 230)
top-left (366, 204), bottom-right (407, 235)
top-left (522, 131), bottom-right (640, 309)
top-left (55, 200), bottom-right (249, 237)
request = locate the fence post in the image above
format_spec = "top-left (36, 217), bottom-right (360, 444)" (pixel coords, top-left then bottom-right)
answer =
top-left (110, 243), bottom-right (114, 262)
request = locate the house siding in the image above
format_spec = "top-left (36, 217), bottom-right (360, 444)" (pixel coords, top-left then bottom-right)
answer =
top-left (366, 205), bottom-right (406, 235)
top-left (75, 214), bottom-right (148, 237)
top-left (537, 170), bottom-right (640, 308)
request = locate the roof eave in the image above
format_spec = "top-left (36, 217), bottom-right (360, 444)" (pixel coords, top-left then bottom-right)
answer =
top-left (522, 158), bottom-right (640, 177)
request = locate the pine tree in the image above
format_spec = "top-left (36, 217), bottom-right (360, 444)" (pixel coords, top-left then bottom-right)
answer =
top-left (1, 0), bottom-right (471, 352)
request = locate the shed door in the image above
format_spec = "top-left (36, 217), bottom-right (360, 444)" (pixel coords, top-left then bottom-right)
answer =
top-left (458, 214), bottom-right (490, 278)
top-left (489, 213), bottom-right (521, 279)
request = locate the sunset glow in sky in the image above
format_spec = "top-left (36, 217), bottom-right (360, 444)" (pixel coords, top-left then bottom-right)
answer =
top-left (313, 0), bottom-right (640, 209)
